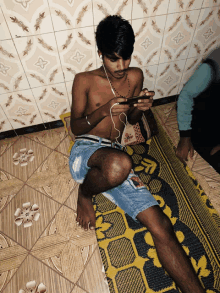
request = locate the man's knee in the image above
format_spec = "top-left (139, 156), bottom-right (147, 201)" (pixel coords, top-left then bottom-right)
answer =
top-left (105, 152), bottom-right (133, 185)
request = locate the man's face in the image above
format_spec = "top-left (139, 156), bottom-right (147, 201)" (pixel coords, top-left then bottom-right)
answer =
top-left (102, 52), bottom-right (131, 79)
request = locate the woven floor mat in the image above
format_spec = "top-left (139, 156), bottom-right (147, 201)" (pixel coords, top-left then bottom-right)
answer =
top-left (93, 122), bottom-right (220, 293)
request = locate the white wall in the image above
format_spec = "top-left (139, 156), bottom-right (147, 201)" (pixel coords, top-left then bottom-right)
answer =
top-left (0, 0), bottom-right (220, 132)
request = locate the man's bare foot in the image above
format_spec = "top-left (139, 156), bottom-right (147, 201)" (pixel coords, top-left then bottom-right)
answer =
top-left (76, 185), bottom-right (96, 230)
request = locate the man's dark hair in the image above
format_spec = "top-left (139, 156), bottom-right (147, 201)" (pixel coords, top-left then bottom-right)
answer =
top-left (95, 15), bottom-right (135, 60)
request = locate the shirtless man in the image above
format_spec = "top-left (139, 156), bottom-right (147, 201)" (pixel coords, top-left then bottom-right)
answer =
top-left (69, 15), bottom-right (205, 293)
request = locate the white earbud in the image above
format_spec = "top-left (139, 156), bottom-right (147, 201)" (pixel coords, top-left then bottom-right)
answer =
top-left (100, 55), bottom-right (102, 59)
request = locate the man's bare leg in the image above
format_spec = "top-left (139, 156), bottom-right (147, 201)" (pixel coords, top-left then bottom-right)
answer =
top-left (76, 147), bottom-right (205, 292)
top-left (137, 207), bottom-right (205, 293)
top-left (77, 147), bottom-right (133, 230)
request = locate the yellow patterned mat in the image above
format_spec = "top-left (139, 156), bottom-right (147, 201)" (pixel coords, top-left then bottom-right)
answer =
top-left (93, 122), bottom-right (220, 293)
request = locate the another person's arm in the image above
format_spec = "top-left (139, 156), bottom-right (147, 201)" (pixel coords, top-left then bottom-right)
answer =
top-left (176, 63), bottom-right (214, 162)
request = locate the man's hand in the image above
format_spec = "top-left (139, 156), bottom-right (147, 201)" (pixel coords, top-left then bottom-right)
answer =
top-left (176, 137), bottom-right (194, 164)
top-left (134, 88), bottom-right (154, 111)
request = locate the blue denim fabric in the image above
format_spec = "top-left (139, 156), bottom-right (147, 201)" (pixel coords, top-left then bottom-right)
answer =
top-left (69, 134), bottom-right (158, 222)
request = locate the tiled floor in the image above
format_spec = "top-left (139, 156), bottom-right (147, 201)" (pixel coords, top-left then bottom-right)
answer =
top-left (0, 103), bottom-right (219, 293)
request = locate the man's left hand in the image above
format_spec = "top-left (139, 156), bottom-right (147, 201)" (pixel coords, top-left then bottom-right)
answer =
top-left (134, 88), bottom-right (154, 111)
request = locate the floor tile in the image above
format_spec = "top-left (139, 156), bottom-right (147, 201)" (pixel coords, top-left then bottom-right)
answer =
top-left (31, 205), bottom-right (97, 283)
top-left (0, 185), bottom-right (61, 250)
top-left (77, 246), bottom-right (110, 293)
top-left (64, 183), bottom-right (79, 212)
top-left (70, 285), bottom-right (88, 293)
top-left (152, 102), bottom-right (177, 125)
top-left (0, 169), bottom-right (24, 213)
top-left (0, 135), bottom-right (19, 156)
top-left (56, 135), bottom-right (72, 156)
top-left (2, 254), bottom-right (74, 293)
top-left (0, 232), bottom-right (28, 292)
top-left (27, 150), bottom-right (77, 204)
top-left (0, 136), bottom-right (52, 182)
top-left (24, 127), bottom-right (67, 150)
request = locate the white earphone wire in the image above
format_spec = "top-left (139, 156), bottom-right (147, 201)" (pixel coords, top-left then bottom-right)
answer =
top-left (100, 55), bottom-right (128, 150)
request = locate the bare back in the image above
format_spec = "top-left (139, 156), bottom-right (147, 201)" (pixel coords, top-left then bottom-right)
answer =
top-left (83, 67), bottom-right (138, 142)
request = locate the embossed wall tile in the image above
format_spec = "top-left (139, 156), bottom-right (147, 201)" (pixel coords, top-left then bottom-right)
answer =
top-left (154, 60), bottom-right (186, 99)
top-left (14, 33), bottom-right (64, 88)
top-left (48, 0), bottom-right (94, 30)
top-left (188, 6), bottom-right (220, 58)
top-left (56, 26), bottom-right (97, 80)
top-left (93, 0), bottom-right (133, 26)
top-left (0, 90), bottom-right (44, 129)
top-left (177, 56), bottom-right (203, 94)
top-left (0, 9), bottom-right (11, 41)
top-left (65, 80), bottom-right (74, 107)
top-left (159, 10), bottom-right (200, 64)
top-left (32, 83), bottom-right (70, 123)
top-left (0, 39), bottom-right (30, 95)
top-left (202, 0), bottom-right (220, 8)
top-left (0, 105), bottom-right (13, 132)
top-left (131, 16), bottom-right (166, 67)
top-left (132, 0), bottom-right (170, 19)
top-left (1, 0), bottom-right (54, 38)
top-left (168, 0), bottom-right (203, 14)
top-left (142, 64), bottom-right (158, 92)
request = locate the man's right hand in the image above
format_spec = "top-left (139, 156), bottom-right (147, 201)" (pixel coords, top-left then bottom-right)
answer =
top-left (102, 97), bottom-right (130, 116)
top-left (176, 137), bottom-right (194, 164)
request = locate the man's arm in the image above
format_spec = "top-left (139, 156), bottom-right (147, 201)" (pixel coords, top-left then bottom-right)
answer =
top-left (70, 73), bottom-right (107, 136)
top-left (176, 63), bottom-right (214, 162)
top-left (177, 63), bottom-right (214, 135)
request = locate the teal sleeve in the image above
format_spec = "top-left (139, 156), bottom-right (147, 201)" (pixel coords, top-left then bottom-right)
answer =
top-left (177, 63), bottom-right (214, 134)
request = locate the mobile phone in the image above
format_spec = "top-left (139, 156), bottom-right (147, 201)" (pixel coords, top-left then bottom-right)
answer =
top-left (119, 96), bottom-right (150, 105)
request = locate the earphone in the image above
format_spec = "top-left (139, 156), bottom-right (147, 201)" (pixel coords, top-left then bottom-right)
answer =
top-left (99, 53), bottom-right (128, 150)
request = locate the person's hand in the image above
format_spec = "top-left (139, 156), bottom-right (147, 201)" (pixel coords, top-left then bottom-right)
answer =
top-left (102, 97), bottom-right (130, 116)
top-left (133, 88), bottom-right (154, 111)
top-left (176, 137), bottom-right (194, 164)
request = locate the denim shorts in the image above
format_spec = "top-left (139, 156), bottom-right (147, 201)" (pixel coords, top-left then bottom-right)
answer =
top-left (69, 134), bottom-right (158, 222)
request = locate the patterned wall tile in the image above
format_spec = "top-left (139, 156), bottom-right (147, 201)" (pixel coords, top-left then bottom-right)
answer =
top-left (188, 6), bottom-right (220, 58)
top-left (0, 39), bottom-right (30, 95)
top-left (142, 64), bottom-right (158, 92)
top-left (55, 26), bottom-right (97, 81)
top-left (48, 0), bottom-right (94, 30)
top-left (14, 33), bottom-right (64, 88)
top-left (131, 16), bottom-right (166, 67)
top-left (0, 89), bottom-right (44, 129)
top-left (32, 83), bottom-right (70, 123)
top-left (93, 0), bottom-right (132, 26)
top-left (65, 80), bottom-right (73, 106)
top-left (159, 10), bottom-right (201, 64)
top-left (0, 105), bottom-right (13, 132)
top-left (0, 8), bottom-right (11, 41)
top-left (1, 0), bottom-right (54, 38)
top-left (202, 0), bottom-right (220, 8)
top-left (132, 0), bottom-right (170, 19)
top-left (168, 0), bottom-right (203, 14)
top-left (154, 59), bottom-right (186, 99)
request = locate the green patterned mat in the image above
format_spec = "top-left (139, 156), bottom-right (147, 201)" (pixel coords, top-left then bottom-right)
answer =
top-left (93, 121), bottom-right (220, 293)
